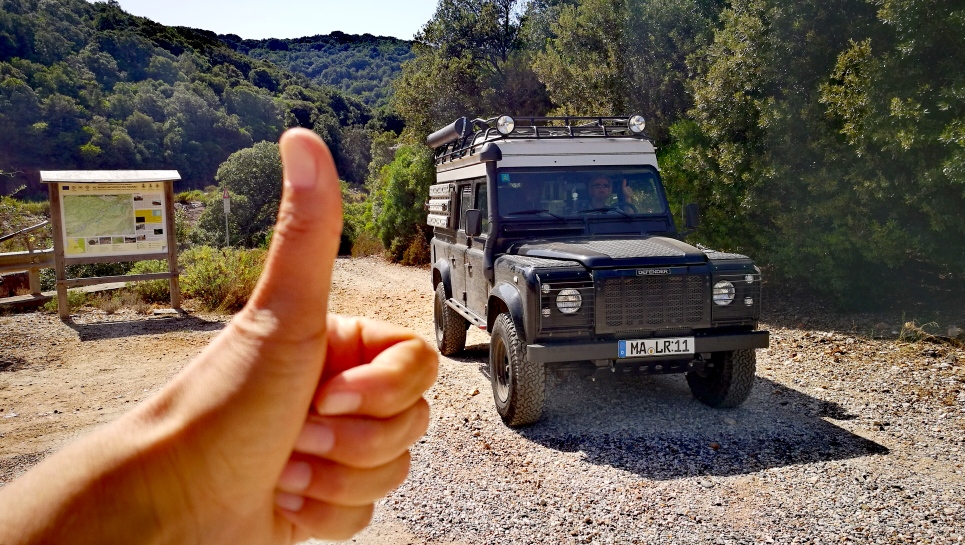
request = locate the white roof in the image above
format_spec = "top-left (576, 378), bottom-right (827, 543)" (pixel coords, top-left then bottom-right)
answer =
top-left (437, 138), bottom-right (658, 173)
top-left (40, 170), bottom-right (181, 183)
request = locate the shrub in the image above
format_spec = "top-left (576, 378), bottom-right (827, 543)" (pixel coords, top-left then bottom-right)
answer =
top-left (174, 207), bottom-right (191, 248)
top-left (41, 261), bottom-right (134, 291)
top-left (372, 144), bottom-right (434, 257)
top-left (180, 246), bottom-right (266, 312)
top-left (42, 290), bottom-right (89, 313)
top-left (127, 260), bottom-right (170, 303)
top-left (0, 195), bottom-right (52, 254)
top-left (351, 230), bottom-right (383, 257)
top-left (175, 189), bottom-right (205, 204)
top-left (400, 226), bottom-right (431, 266)
top-left (94, 293), bottom-right (122, 314)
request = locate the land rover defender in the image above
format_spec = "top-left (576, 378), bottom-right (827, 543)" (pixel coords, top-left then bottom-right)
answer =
top-left (427, 115), bottom-right (769, 426)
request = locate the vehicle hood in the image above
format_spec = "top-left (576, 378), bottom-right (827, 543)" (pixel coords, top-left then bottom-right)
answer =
top-left (511, 236), bottom-right (710, 268)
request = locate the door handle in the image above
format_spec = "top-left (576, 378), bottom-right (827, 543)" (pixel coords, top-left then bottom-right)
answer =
top-left (465, 263), bottom-right (472, 273)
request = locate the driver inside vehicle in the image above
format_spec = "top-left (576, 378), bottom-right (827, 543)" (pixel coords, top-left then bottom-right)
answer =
top-left (585, 176), bottom-right (634, 213)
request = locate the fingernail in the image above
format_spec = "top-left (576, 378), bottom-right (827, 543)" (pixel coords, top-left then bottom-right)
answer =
top-left (274, 492), bottom-right (305, 512)
top-left (281, 133), bottom-right (317, 189)
top-left (294, 421), bottom-right (335, 455)
top-left (277, 460), bottom-right (312, 492)
top-left (316, 391), bottom-right (362, 415)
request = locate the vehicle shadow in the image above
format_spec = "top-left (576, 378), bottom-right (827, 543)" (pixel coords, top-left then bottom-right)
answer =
top-left (448, 343), bottom-right (489, 365)
top-left (513, 373), bottom-right (886, 480)
top-left (63, 314), bottom-right (227, 341)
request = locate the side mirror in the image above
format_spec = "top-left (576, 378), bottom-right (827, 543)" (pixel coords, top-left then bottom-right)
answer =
top-left (684, 203), bottom-right (700, 230)
top-left (465, 209), bottom-right (482, 237)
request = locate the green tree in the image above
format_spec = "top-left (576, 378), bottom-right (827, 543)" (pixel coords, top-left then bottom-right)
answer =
top-left (193, 141), bottom-right (282, 248)
top-left (532, 0), bottom-right (718, 143)
top-left (393, 0), bottom-right (549, 140)
top-left (372, 144), bottom-right (434, 259)
top-left (821, 0), bottom-right (965, 274)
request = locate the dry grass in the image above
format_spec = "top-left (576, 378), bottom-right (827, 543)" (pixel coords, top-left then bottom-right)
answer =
top-left (351, 231), bottom-right (384, 258)
top-left (900, 320), bottom-right (964, 348)
top-left (87, 289), bottom-right (155, 315)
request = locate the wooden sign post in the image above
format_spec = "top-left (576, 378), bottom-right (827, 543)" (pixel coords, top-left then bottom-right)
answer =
top-left (40, 171), bottom-right (182, 319)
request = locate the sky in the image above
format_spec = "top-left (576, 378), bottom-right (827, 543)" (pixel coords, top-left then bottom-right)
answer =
top-left (107, 0), bottom-right (439, 40)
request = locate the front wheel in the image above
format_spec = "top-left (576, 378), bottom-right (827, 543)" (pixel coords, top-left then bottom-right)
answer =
top-left (686, 349), bottom-right (756, 408)
top-left (434, 283), bottom-right (467, 356)
top-left (489, 313), bottom-right (545, 426)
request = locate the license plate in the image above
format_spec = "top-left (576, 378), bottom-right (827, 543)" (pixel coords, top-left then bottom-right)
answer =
top-left (618, 337), bottom-right (695, 358)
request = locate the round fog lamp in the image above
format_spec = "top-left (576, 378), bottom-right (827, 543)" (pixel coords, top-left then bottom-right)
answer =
top-left (496, 115), bottom-right (515, 135)
top-left (713, 281), bottom-right (735, 306)
top-left (628, 115), bottom-right (646, 134)
top-left (556, 288), bottom-right (582, 314)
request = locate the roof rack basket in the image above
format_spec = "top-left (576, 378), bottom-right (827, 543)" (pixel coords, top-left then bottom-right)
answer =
top-left (429, 115), bottom-right (649, 165)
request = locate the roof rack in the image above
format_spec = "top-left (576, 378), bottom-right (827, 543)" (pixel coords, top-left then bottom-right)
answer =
top-left (428, 115), bottom-right (649, 166)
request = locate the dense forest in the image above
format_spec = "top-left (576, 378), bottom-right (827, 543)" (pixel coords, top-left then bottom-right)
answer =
top-left (375, 0), bottom-right (964, 306)
top-left (0, 0), bottom-right (962, 307)
top-left (0, 0), bottom-right (399, 196)
top-left (220, 32), bottom-right (413, 109)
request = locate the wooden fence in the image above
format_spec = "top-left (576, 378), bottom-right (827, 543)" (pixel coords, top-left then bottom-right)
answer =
top-left (0, 221), bottom-right (52, 296)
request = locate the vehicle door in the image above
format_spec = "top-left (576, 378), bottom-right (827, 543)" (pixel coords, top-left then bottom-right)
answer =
top-left (450, 184), bottom-right (472, 306)
top-left (466, 180), bottom-right (489, 317)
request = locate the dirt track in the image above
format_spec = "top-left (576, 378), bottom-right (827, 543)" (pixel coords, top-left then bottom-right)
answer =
top-left (2, 256), bottom-right (965, 543)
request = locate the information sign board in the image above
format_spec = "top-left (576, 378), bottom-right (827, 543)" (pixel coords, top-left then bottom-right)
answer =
top-left (58, 182), bottom-right (168, 257)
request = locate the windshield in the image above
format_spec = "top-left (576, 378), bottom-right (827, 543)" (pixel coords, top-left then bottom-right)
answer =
top-left (495, 167), bottom-right (666, 219)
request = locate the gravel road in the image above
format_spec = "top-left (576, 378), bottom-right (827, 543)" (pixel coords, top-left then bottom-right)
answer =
top-left (2, 256), bottom-right (964, 544)
top-left (327, 258), bottom-right (965, 545)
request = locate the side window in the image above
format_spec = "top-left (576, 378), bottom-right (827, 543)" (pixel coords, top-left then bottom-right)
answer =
top-left (476, 183), bottom-right (489, 235)
top-left (459, 185), bottom-right (473, 232)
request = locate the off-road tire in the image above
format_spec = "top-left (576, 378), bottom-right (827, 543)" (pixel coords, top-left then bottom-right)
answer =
top-left (686, 349), bottom-right (756, 408)
top-left (434, 283), bottom-right (467, 356)
top-left (489, 313), bottom-right (545, 426)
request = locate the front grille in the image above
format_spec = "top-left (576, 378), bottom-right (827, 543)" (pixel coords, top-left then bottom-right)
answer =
top-left (598, 274), bottom-right (707, 333)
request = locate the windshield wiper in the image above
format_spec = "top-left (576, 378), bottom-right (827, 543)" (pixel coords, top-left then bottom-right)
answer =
top-left (582, 206), bottom-right (631, 218)
top-left (507, 209), bottom-right (563, 219)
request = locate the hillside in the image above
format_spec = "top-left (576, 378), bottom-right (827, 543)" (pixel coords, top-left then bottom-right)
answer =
top-left (0, 0), bottom-right (378, 195)
top-left (220, 31), bottom-right (413, 109)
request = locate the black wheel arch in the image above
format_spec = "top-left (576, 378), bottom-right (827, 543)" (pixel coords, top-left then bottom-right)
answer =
top-left (432, 258), bottom-right (452, 298)
top-left (488, 282), bottom-right (529, 342)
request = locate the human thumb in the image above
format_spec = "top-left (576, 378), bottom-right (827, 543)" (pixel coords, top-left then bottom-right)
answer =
top-left (245, 128), bottom-right (342, 338)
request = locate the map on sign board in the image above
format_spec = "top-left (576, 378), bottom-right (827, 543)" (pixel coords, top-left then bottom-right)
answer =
top-left (59, 183), bottom-right (168, 257)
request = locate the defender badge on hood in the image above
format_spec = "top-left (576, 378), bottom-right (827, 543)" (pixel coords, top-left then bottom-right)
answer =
top-left (637, 269), bottom-right (670, 275)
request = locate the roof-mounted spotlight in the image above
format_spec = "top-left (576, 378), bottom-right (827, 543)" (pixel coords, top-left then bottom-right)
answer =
top-left (627, 115), bottom-right (646, 134)
top-left (496, 115), bottom-right (515, 135)
top-left (426, 117), bottom-right (471, 149)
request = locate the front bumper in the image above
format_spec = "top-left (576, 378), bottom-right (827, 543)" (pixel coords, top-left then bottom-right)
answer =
top-left (525, 330), bottom-right (769, 364)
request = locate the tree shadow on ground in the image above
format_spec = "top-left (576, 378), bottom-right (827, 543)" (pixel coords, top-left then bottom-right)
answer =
top-left (0, 356), bottom-right (29, 372)
top-left (758, 281), bottom-right (965, 340)
top-left (510, 373), bottom-right (886, 480)
top-left (64, 314), bottom-right (227, 341)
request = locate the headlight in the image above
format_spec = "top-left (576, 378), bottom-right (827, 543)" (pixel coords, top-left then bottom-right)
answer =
top-left (628, 115), bottom-right (646, 134)
top-left (556, 288), bottom-right (582, 314)
top-left (496, 115), bottom-right (515, 135)
top-left (713, 281), bottom-right (735, 306)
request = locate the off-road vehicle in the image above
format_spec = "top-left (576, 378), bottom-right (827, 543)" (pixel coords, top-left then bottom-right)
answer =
top-left (427, 115), bottom-right (769, 426)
